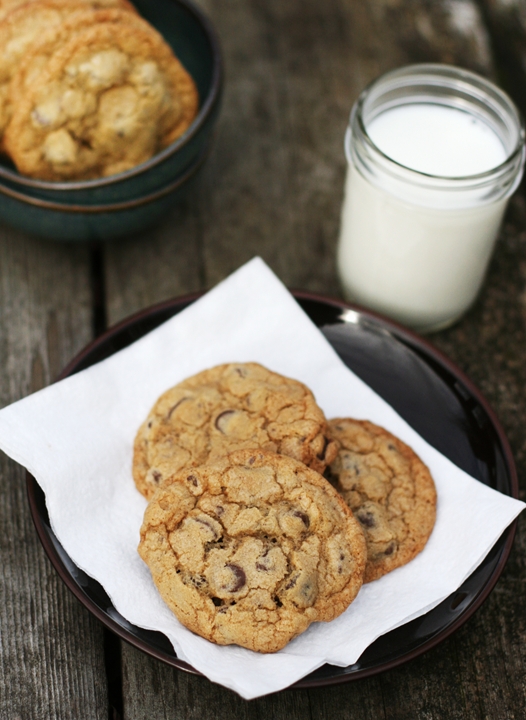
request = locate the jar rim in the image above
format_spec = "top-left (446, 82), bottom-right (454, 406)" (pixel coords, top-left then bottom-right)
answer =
top-left (346, 63), bottom-right (525, 184)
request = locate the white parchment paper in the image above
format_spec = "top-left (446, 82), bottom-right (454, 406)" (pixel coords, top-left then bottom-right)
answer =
top-left (0, 257), bottom-right (523, 699)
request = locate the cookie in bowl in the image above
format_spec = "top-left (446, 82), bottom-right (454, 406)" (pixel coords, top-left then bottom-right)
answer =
top-left (0, 0), bottom-right (222, 241)
top-left (8, 7), bottom-right (150, 112)
top-left (0, 0), bottom-right (138, 142)
top-left (4, 18), bottom-right (198, 179)
top-left (138, 449), bottom-right (367, 653)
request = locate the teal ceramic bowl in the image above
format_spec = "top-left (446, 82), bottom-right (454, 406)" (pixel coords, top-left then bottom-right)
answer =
top-left (0, 142), bottom-right (210, 241)
top-left (0, 0), bottom-right (222, 235)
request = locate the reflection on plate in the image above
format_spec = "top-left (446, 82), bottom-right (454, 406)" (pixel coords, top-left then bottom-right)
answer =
top-left (26, 292), bottom-right (518, 688)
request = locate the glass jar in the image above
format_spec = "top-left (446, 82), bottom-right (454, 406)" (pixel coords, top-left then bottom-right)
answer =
top-left (337, 64), bottom-right (525, 333)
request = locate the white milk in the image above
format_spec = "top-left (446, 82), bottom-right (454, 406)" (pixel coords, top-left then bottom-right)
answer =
top-left (366, 104), bottom-right (506, 177)
top-left (337, 66), bottom-right (524, 333)
top-left (338, 164), bottom-right (507, 330)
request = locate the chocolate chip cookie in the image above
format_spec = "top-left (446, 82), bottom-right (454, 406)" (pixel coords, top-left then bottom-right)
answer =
top-left (138, 449), bottom-right (367, 652)
top-left (0, 0), bottom-right (136, 142)
top-left (133, 362), bottom-right (339, 500)
top-left (327, 418), bottom-right (436, 583)
top-left (8, 8), bottom-right (149, 111)
top-left (4, 19), bottom-right (198, 179)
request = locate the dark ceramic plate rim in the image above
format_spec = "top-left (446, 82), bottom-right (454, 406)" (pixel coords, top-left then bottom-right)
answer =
top-left (26, 291), bottom-right (519, 690)
top-left (0, 0), bottom-right (223, 192)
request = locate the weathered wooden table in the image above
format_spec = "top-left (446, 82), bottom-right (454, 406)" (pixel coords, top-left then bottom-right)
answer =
top-left (1, 0), bottom-right (525, 717)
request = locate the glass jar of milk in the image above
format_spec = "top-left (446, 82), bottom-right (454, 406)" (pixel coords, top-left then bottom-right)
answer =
top-left (337, 64), bottom-right (525, 333)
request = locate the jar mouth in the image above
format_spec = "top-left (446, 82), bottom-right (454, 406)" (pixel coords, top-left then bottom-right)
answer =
top-left (345, 64), bottom-right (525, 207)
top-left (353, 105), bottom-right (524, 183)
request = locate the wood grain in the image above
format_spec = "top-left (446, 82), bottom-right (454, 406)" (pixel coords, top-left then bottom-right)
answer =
top-left (479, 0), bottom-right (526, 116)
top-left (0, 230), bottom-right (107, 720)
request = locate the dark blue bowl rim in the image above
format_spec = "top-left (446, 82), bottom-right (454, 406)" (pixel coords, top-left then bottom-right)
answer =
top-left (0, 0), bottom-right (223, 193)
top-left (0, 139), bottom-right (211, 212)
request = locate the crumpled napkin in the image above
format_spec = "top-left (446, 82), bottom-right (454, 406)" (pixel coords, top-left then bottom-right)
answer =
top-left (0, 257), bottom-right (523, 699)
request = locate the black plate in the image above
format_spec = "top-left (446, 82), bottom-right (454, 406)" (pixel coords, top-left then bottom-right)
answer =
top-left (26, 292), bottom-right (519, 689)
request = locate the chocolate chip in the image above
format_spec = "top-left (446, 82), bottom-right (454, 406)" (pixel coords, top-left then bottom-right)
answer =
top-left (224, 564), bottom-right (246, 592)
top-left (274, 596), bottom-right (283, 608)
top-left (284, 572), bottom-right (317, 606)
top-left (248, 456), bottom-right (255, 465)
top-left (357, 510), bottom-right (376, 528)
top-left (292, 510), bottom-right (310, 528)
top-left (167, 397), bottom-right (189, 419)
top-left (298, 579), bottom-right (316, 604)
top-left (194, 517), bottom-right (219, 538)
top-left (285, 575), bottom-right (297, 590)
top-left (212, 597), bottom-right (223, 606)
top-left (152, 470), bottom-right (162, 485)
top-left (187, 475), bottom-right (198, 486)
top-left (384, 542), bottom-right (396, 556)
top-left (317, 437), bottom-right (328, 460)
top-left (214, 410), bottom-right (236, 433)
top-left (206, 537), bottom-right (224, 552)
top-left (187, 574), bottom-right (206, 588)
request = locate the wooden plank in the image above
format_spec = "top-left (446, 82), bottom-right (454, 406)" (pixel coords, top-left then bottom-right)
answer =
top-left (0, 229), bottom-right (108, 720)
top-left (121, 659), bottom-right (314, 720)
top-left (478, 0), bottom-right (526, 115)
top-left (104, 199), bottom-right (205, 325)
top-left (431, 193), bottom-right (526, 719)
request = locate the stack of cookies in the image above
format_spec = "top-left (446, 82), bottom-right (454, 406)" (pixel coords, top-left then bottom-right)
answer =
top-left (135, 363), bottom-right (437, 653)
top-left (0, 0), bottom-right (198, 179)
